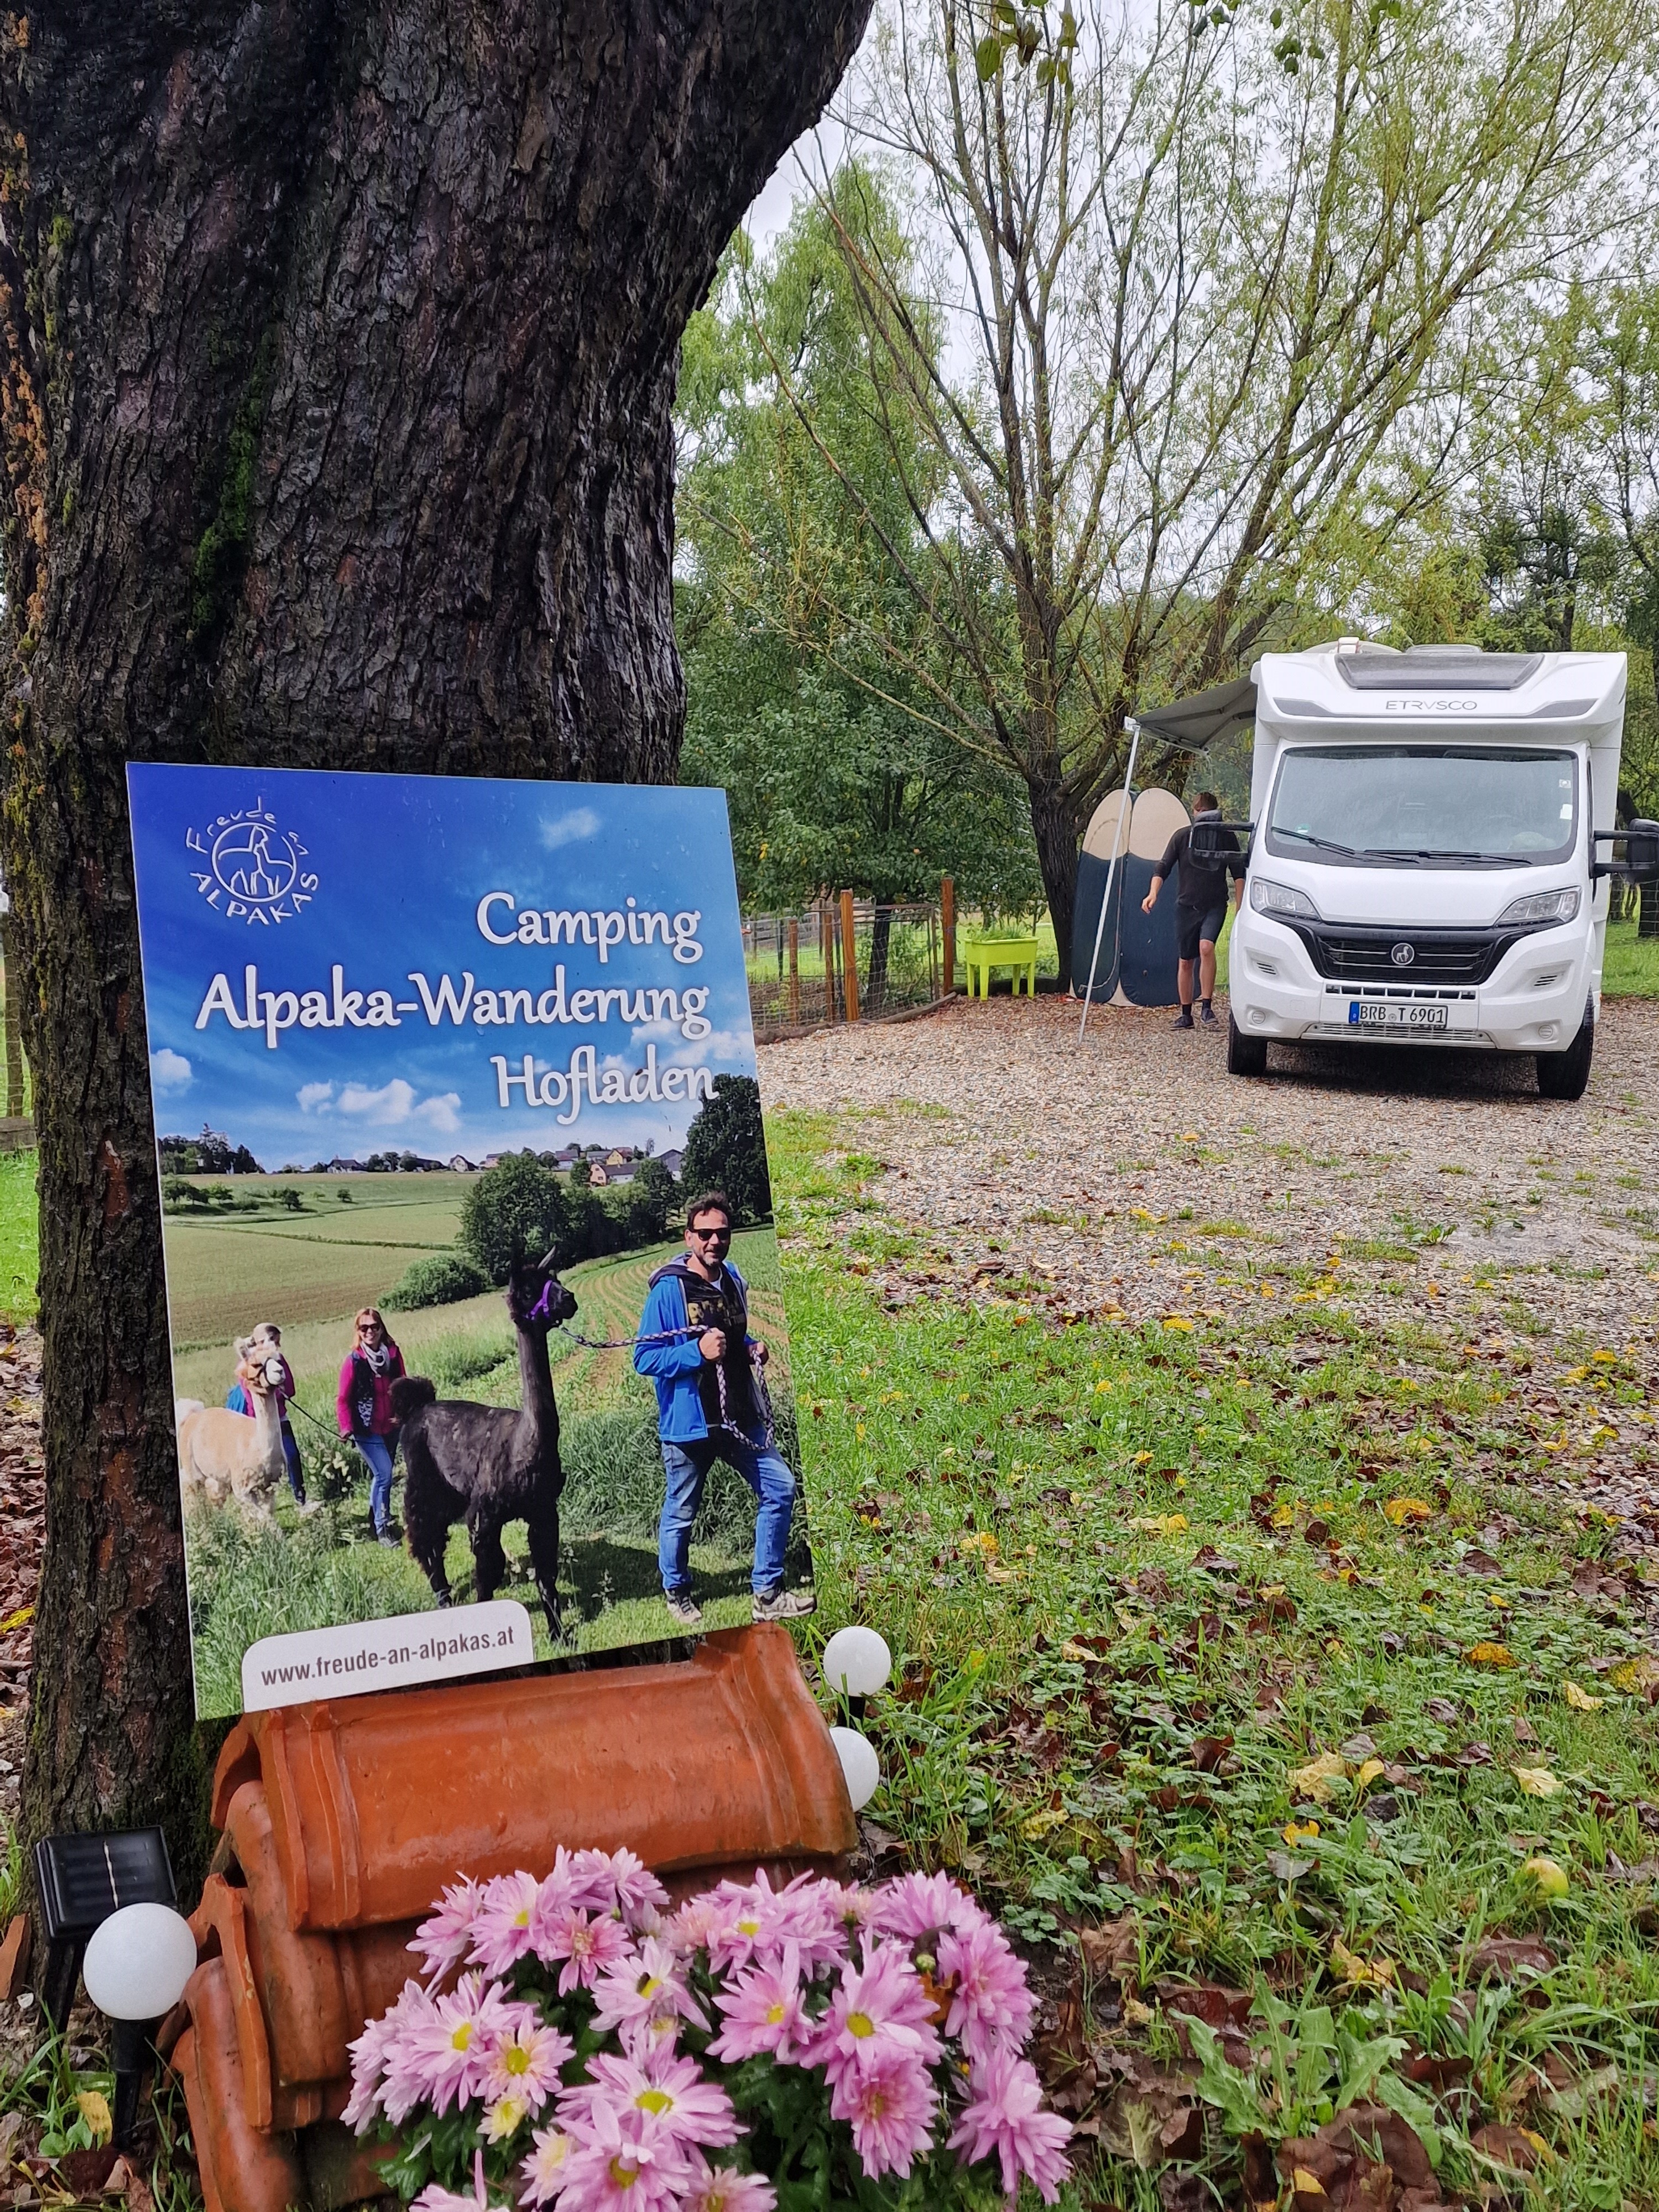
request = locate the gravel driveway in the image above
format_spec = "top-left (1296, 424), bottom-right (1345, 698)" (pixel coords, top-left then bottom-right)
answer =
top-left (762, 993), bottom-right (1659, 1530)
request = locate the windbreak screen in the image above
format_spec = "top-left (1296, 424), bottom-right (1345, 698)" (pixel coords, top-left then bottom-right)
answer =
top-left (1265, 747), bottom-right (1577, 867)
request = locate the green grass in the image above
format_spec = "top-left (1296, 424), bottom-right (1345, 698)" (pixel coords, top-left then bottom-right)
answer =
top-left (771, 1109), bottom-right (1659, 2211)
top-left (1602, 915), bottom-right (1659, 997)
top-left (0, 1149), bottom-right (36, 1324)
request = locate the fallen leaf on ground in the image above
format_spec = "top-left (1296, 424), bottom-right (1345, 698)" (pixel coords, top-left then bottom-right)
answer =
top-left (1469, 2124), bottom-right (1550, 2173)
top-left (1469, 1934), bottom-right (1556, 1979)
top-left (1331, 1933), bottom-right (1394, 1986)
top-left (1468, 1641), bottom-right (1516, 1667)
top-left (1609, 1655), bottom-right (1659, 1695)
top-left (1513, 1765), bottom-right (1564, 1797)
top-left (1354, 1758), bottom-right (1385, 1793)
top-left (1384, 1497), bottom-right (1433, 1524)
top-left (1020, 1807), bottom-right (1068, 1839)
top-left (1288, 1750), bottom-right (1348, 1804)
top-left (1564, 1679), bottom-right (1604, 1710)
top-left (1284, 1819), bottom-right (1321, 1845)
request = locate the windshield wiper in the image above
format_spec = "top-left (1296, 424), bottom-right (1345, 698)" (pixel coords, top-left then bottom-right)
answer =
top-left (1273, 826), bottom-right (1360, 858)
top-left (1361, 847), bottom-right (1510, 864)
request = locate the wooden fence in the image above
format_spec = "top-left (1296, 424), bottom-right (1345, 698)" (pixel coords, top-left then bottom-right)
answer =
top-left (746, 883), bottom-right (958, 1040)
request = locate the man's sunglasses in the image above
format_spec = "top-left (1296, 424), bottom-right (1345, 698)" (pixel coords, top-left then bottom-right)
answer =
top-left (688, 1225), bottom-right (731, 1243)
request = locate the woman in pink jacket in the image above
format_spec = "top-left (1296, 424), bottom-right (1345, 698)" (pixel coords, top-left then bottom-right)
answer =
top-left (337, 1307), bottom-right (406, 1544)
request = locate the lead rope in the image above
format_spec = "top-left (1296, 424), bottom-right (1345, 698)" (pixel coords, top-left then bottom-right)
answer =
top-left (528, 1282), bottom-right (776, 1451)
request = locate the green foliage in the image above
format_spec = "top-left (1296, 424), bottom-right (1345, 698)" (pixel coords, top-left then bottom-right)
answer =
top-left (679, 1076), bottom-right (772, 1224)
top-left (677, 185), bottom-right (1045, 917)
top-left (382, 1251), bottom-right (492, 1311)
top-left (0, 1147), bottom-right (37, 1324)
top-left (461, 1152), bottom-right (573, 1282)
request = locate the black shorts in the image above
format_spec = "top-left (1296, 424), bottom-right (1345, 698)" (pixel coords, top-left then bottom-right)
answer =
top-left (1177, 902), bottom-right (1228, 959)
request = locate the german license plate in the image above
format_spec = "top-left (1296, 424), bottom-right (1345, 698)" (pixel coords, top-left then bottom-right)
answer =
top-left (1349, 1000), bottom-right (1447, 1030)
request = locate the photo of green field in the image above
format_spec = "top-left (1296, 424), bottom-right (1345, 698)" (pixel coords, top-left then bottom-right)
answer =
top-left (164, 1174), bottom-right (803, 1717)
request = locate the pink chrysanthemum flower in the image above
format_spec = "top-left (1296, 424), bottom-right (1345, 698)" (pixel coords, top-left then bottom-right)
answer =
top-left (413, 2150), bottom-right (498, 2212)
top-left (600, 1846), bottom-right (671, 1930)
top-left (520, 2125), bottom-right (574, 2207)
top-left (484, 2093), bottom-right (532, 2143)
top-left (552, 2098), bottom-right (696, 2212)
top-left (469, 1871), bottom-right (545, 1979)
top-left (480, 2016), bottom-right (573, 2111)
top-left (708, 1943), bottom-right (813, 2066)
top-left (589, 1937), bottom-right (709, 2045)
top-left (344, 1978), bottom-right (435, 2130)
top-left (936, 1921), bottom-right (1035, 2064)
top-left (700, 1878), bottom-right (776, 1975)
top-left (870, 1871), bottom-right (980, 1945)
top-left (538, 1906), bottom-right (635, 1996)
top-left (393, 1971), bottom-right (523, 2114)
top-left (668, 1893), bottom-right (727, 1961)
top-left (681, 2157), bottom-right (778, 2212)
top-left (948, 2049), bottom-right (1072, 2204)
top-left (411, 1877), bottom-right (484, 1979)
top-left (560, 2049), bottom-right (742, 2154)
top-left (829, 2043), bottom-right (938, 2178)
top-left (815, 1943), bottom-right (943, 2084)
top-left (826, 1883), bottom-right (877, 1940)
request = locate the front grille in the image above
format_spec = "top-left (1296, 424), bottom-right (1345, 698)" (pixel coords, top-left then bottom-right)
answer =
top-left (1288, 924), bottom-right (1524, 985)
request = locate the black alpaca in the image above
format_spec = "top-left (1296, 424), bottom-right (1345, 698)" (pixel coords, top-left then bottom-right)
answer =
top-left (392, 1258), bottom-right (578, 1639)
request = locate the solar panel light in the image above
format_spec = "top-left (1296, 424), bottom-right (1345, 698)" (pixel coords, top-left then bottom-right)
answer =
top-left (33, 1828), bottom-right (177, 2032)
top-left (83, 1903), bottom-right (197, 2147)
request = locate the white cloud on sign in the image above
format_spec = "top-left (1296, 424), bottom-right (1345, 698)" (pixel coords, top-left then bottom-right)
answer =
top-left (539, 807), bottom-right (602, 852)
top-left (150, 1048), bottom-right (192, 1092)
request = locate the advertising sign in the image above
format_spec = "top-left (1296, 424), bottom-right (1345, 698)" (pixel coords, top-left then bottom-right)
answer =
top-left (127, 766), bottom-right (811, 1718)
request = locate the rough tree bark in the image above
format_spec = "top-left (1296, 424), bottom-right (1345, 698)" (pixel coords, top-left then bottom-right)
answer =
top-left (0, 0), bottom-right (871, 1876)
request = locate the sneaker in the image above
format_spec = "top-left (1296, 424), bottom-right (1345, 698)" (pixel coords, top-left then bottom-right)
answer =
top-left (663, 1591), bottom-right (703, 1628)
top-left (752, 1585), bottom-right (817, 1623)
top-left (1172, 1008), bottom-right (1195, 1030)
top-left (376, 1530), bottom-right (398, 1548)
top-left (1198, 1003), bottom-right (1219, 1027)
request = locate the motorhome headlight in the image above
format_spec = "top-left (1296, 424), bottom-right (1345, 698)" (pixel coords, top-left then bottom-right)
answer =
top-left (1250, 877), bottom-right (1321, 921)
top-left (1495, 887), bottom-right (1580, 927)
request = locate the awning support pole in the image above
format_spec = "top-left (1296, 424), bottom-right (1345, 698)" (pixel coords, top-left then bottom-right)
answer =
top-left (1078, 717), bottom-right (1141, 1039)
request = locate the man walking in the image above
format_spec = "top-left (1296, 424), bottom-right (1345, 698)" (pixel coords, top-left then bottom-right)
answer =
top-left (634, 1190), bottom-right (814, 1627)
top-left (1141, 790), bottom-right (1243, 1029)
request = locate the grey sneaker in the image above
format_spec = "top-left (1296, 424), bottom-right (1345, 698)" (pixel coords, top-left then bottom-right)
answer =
top-left (752, 1585), bottom-right (817, 1623)
top-left (664, 1590), bottom-right (703, 1628)
top-left (1198, 1003), bottom-right (1219, 1027)
top-left (1172, 1008), bottom-right (1195, 1030)
top-left (377, 1530), bottom-right (398, 1548)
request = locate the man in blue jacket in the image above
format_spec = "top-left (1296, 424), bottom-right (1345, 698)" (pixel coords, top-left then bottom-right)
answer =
top-left (634, 1190), bottom-right (814, 1629)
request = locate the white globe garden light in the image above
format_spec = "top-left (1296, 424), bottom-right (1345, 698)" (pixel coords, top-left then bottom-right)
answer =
top-left (821, 1625), bottom-right (891, 1699)
top-left (829, 1725), bottom-right (880, 1811)
top-left (83, 1902), bottom-right (199, 2151)
top-left (82, 1901), bottom-right (197, 2020)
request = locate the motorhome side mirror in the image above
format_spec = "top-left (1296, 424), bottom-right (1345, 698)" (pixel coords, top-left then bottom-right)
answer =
top-left (1189, 819), bottom-right (1252, 860)
top-left (1626, 821), bottom-right (1659, 881)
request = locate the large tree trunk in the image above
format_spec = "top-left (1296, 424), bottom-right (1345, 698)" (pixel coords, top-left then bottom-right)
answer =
top-left (0, 0), bottom-right (870, 1878)
top-left (1028, 777), bottom-right (1082, 990)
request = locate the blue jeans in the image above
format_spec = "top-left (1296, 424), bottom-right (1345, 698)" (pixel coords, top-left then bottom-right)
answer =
top-left (280, 1424), bottom-right (305, 1502)
top-left (659, 1435), bottom-right (795, 1598)
top-left (353, 1432), bottom-right (395, 1535)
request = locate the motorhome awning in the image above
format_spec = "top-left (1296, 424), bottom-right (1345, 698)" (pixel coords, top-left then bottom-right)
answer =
top-left (1131, 675), bottom-right (1256, 749)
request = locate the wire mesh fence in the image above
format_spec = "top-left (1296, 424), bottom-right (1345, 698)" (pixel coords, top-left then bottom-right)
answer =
top-left (745, 900), bottom-right (948, 1039)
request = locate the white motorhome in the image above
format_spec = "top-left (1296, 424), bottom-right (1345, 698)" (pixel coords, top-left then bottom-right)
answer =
top-left (1205, 641), bottom-right (1656, 1099)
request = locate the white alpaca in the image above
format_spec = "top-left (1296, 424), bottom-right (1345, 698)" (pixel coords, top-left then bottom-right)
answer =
top-left (176, 1353), bottom-right (287, 1520)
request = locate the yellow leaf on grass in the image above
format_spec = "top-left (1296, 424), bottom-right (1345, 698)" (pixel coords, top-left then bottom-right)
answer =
top-left (1610, 1656), bottom-right (1659, 1694)
top-left (1564, 1680), bottom-right (1605, 1710)
top-left (985, 1564), bottom-right (1020, 1585)
top-left (1271, 1503), bottom-right (1296, 1528)
top-left (76, 2090), bottom-right (113, 2146)
top-left (1283, 1819), bottom-right (1321, 1846)
top-left (1132, 1451), bottom-right (1154, 1466)
top-left (1093, 1379), bottom-right (1113, 1394)
top-left (1354, 1759), bottom-right (1385, 1793)
top-left (1129, 1514), bottom-right (1189, 1537)
top-left (1513, 1765), bottom-right (1564, 1796)
top-left (1288, 1750), bottom-right (1348, 1805)
top-left (1520, 2131), bottom-right (1555, 2163)
top-left (1061, 1641), bottom-right (1095, 1663)
top-left (1331, 1934), bottom-right (1395, 1986)
top-left (1292, 2169), bottom-right (1327, 2197)
top-left (1468, 1642), bottom-right (1516, 1668)
top-left (1162, 1316), bottom-right (1194, 1332)
top-left (1384, 1496), bottom-right (1433, 1525)
top-left (1021, 1807), bottom-right (1068, 1840)
top-left (1592, 1350), bottom-right (1618, 1364)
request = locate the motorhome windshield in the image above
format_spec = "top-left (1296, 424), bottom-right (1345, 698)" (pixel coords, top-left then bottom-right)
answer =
top-left (1265, 747), bottom-right (1577, 868)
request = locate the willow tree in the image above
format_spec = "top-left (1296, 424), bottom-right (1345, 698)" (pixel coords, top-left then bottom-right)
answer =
top-left (727, 0), bottom-right (1657, 976)
top-left (0, 0), bottom-right (870, 1866)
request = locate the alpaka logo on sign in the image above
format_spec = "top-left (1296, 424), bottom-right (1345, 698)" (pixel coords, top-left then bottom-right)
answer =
top-left (187, 801), bottom-right (318, 925)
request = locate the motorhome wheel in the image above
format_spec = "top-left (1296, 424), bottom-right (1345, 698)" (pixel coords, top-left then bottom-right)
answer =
top-left (1536, 1001), bottom-right (1594, 1102)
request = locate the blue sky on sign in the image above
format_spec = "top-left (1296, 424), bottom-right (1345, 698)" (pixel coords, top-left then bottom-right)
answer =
top-left (127, 766), bottom-right (756, 1170)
